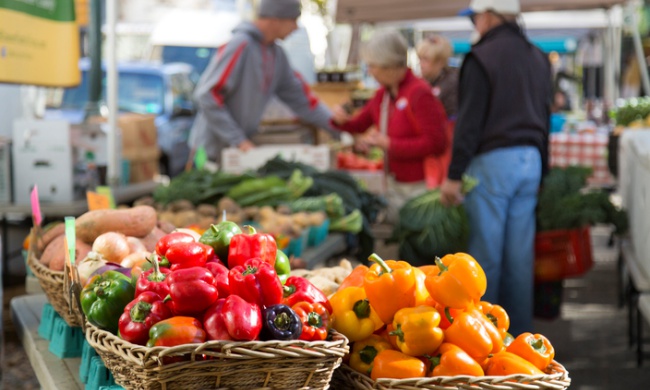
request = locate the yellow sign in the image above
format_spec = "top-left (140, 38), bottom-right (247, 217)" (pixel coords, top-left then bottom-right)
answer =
top-left (0, 0), bottom-right (81, 87)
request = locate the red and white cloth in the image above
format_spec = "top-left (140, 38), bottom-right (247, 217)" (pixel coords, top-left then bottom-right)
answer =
top-left (549, 132), bottom-right (614, 186)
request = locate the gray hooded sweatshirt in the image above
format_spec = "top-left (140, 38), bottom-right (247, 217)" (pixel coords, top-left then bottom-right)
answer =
top-left (189, 21), bottom-right (333, 162)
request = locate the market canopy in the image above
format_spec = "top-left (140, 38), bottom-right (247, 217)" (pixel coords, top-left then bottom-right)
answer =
top-left (335, 0), bottom-right (628, 23)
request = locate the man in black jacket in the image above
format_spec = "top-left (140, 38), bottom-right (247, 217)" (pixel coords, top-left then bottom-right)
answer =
top-left (440, 0), bottom-right (552, 336)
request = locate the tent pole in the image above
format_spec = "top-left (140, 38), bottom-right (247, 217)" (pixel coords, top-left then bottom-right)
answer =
top-left (631, 4), bottom-right (650, 96)
top-left (106, 0), bottom-right (119, 186)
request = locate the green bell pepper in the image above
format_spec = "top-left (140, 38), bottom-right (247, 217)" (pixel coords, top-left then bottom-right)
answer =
top-left (80, 270), bottom-right (136, 334)
top-left (275, 249), bottom-right (291, 284)
top-left (199, 220), bottom-right (242, 265)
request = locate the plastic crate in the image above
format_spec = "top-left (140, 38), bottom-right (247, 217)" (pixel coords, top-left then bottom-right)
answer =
top-left (534, 226), bottom-right (593, 282)
top-left (308, 219), bottom-right (330, 247)
top-left (48, 316), bottom-right (84, 358)
top-left (37, 303), bottom-right (58, 340)
top-left (80, 340), bottom-right (99, 383)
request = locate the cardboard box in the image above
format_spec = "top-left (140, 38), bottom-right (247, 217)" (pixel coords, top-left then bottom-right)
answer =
top-left (221, 145), bottom-right (330, 173)
top-left (124, 148), bottom-right (160, 183)
top-left (310, 82), bottom-right (359, 109)
top-left (119, 113), bottom-right (158, 153)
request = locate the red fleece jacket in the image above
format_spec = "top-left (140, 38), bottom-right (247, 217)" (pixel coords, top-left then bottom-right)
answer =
top-left (333, 69), bottom-right (448, 183)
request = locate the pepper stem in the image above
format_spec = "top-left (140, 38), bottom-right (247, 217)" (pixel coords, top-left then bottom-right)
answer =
top-left (388, 324), bottom-right (405, 342)
top-left (445, 307), bottom-right (454, 325)
top-left (130, 301), bottom-right (153, 323)
top-left (531, 338), bottom-right (546, 353)
top-left (242, 265), bottom-right (258, 276)
top-left (307, 312), bottom-right (323, 328)
top-left (244, 225), bottom-right (257, 235)
top-left (274, 312), bottom-right (291, 330)
top-left (359, 345), bottom-right (378, 365)
top-left (353, 299), bottom-right (371, 319)
top-left (427, 354), bottom-right (441, 371)
top-left (486, 313), bottom-right (498, 328)
top-left (435, 257), bottom-right (448, 275)
top-left (148, 254), bottom-right (166, 283)
top-left (368, 253), bottom-right (392, 275)
top-left (283, 284), bottom-right (296, 298)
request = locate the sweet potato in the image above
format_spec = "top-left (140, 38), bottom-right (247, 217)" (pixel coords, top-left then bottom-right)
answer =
top-left (138, 227), bottom-right (167, 252)
top-left (75, 205), bottom-right (157, 244)
top-left (35, 222), bottom-right (65, 254)
top-left (40, 235), bottom-right (92, 271)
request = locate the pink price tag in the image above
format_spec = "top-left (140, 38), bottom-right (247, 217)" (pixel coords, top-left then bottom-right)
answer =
top-left (30, 185), bottom-right (42, 226)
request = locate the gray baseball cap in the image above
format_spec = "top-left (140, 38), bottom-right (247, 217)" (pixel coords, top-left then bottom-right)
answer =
top-left (258, 0), bottom-right (301, 19)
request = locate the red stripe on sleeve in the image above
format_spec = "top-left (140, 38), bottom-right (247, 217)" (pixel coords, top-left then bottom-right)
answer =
top-left (210, 42), bottom-right (247, 106)
top-left (294, 71), bottom-right (319, 110)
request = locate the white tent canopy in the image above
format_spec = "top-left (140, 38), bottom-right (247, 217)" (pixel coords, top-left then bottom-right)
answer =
top-left (335, 0), bottom-right (628, 23)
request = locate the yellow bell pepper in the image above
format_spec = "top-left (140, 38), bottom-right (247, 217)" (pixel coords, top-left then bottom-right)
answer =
top-left (390, 306), bottom-right (444, 356)
top-left (349, 334), bottom-right (394, 376)
top-left (330, 286), bottom-right (383, 342)
top-left (413, 267), bottom-right (434, 306)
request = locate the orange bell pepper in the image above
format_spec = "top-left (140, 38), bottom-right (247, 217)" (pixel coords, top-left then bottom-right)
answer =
top-left (485, 351), bottom-right (545, 376)
top-left (443, 310), bottom-right (493, 362)
top-left (413, 268), bottom-right (435, 306)
top-left (349, 334), bottom-right (394, 376)
top-left (428, 343), bottom-right (485, 377)
top-left (506, 332), bottom-right (555, 371)
top-left (371, 349), bottom-right (427, 381)
top-left (418, 264), bottom-right (438, 276)
top-left (467, 305), bottom-right (504, 355)
top-left (364, 254), bottom-right (416, 324)
top-left (339, 264), bottom-right (369, 290)
top-left (390, 306), bottom-right (444, 357)
top-left (424, 253), bottom-right (487, 310)
top-left (435, 304), bottom-right (463, 330)
top-left (478, 301), bottom-right (510, 338)
top-left (376, 323), bottom-right (399, 350)
top-left (329, 286), bottom-right (383, 342)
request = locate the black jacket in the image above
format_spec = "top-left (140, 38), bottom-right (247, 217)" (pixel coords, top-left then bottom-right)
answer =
top-left (447, 23), bottom-right (552, 180)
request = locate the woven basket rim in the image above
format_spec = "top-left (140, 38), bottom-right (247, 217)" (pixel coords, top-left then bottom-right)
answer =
top-left (86, 320), bottom-right (350, 367)
top-left (27, 248), bottom-right (65, 281)
top-left (338, 361), bottom-right (571, 390)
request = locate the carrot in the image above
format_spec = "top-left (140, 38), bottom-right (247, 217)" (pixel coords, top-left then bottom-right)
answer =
top-left (75, 205), bottom-right (157, 244)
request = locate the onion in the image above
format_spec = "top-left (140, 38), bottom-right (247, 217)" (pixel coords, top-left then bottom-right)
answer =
top-left (126, 236), bottom-right (147, 254)
top-left (92, 232), bottom-right (131, 264)
top-left (77, 251), bottom-right (107, 286)
top-left (121, 251), bottom-right (151, 269)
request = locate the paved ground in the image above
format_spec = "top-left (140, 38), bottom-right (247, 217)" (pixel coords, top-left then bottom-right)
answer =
top-left (1, 225), bottom-right (649, 389)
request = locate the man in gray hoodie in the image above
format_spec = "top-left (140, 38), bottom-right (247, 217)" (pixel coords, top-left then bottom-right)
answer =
top-left (189, 0), bottom-right (333, 164)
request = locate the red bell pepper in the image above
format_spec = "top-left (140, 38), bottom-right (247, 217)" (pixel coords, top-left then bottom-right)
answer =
top-left (135, 255), bottom-right (171, 299)
top-left (205, 261), bottom-right (231, 298)
top-left (118, 291), bottom-right (172, 345)
top-left (227, 226), bottom-right (277, 269)
top-left (199, 242), bottom-right (221, 264)
top-left (292, 301), bottom-right (331, 341)
top-left (155, 231), bottom-right (195, 256)
top-left (146, 316), bottom-right (206, 347)
top-left (282, 276), bottom-right (332, 314)
top-left (165, 241), bottom-right (208, 271)
top-left (203, 295), bottom-right (262, 341)
top-left (166, 266), bottom-right (219, 316)
top-left (229, 258), bottom-right (283, 308)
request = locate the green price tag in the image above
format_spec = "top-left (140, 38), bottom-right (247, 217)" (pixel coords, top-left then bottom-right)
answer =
top-left (64, 216), bottom-right (76, 265)
top-left (96, 186), bottom-right (116, 209)
top-left (194, 146), bottom-right (207, 170)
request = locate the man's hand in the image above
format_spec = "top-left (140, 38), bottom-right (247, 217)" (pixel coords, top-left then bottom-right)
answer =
top-left (440, 179), bottom-right (464, 207)
top-left (331, 104), bottom-right (352, 125)
top-left (238, 139), bottom-right (255, 152)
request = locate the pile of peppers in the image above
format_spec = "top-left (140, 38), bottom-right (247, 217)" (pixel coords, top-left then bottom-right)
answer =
top-left (330, 252), bottom-right (556, 380)
top-left (80, 223), bottom-right (334, 351)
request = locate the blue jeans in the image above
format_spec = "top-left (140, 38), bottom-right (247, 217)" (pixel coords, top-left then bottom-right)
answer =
top-left (464, 146), bottom-right (541, 336)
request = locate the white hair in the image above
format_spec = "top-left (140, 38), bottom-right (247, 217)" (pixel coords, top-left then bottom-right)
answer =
top-left (362, 29), bottom-right (408, 68)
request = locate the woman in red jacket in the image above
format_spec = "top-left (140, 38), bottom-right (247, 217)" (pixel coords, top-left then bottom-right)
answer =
top-left (332, 29), bottom-right (449, 222)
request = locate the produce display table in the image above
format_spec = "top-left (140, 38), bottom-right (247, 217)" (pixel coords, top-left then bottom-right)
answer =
top-left (10, 294), bottom-right (83, 390)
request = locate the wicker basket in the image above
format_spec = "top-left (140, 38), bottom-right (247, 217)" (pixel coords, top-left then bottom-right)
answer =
top-left (332, 361), bottom-right (571, 390)
top-left (27, 245), bottom-right (82, 328)
top-left (86, 322), bottom-right (350, 390)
